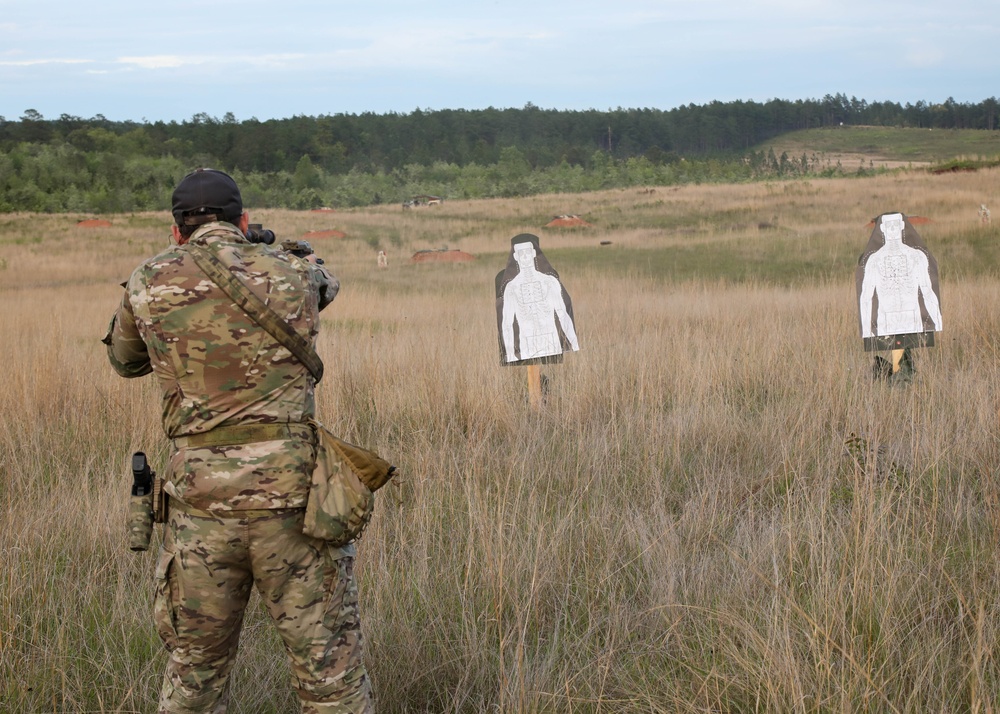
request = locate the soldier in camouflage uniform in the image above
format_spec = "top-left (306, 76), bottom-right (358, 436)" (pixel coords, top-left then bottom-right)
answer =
top-left (103, 169), bottom-right (373, 713)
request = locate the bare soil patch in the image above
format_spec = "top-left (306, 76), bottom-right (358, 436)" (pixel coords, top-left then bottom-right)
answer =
top-left (304, 229), bottom-right (346, 239)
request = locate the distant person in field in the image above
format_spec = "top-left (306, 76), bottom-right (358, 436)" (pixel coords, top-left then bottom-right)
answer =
top-left (377, 250), bottom-right (388, 268)
top-left (103, 169), bottom-right (372, 712)
top-left (858, 212), bottom-right (942, 340)
top-left (498, 234), bottom-right (579, 362)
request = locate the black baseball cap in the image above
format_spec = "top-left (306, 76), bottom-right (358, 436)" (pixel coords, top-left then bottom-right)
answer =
top-left (171, 168), bottom-right (243, 225)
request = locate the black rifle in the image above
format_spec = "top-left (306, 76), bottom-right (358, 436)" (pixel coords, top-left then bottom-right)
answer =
top-left (246, 224), bottom-right (324, 263)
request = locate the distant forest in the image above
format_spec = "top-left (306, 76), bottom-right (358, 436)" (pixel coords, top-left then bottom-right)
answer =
top-left (2, 94), bottom-right (998, 213)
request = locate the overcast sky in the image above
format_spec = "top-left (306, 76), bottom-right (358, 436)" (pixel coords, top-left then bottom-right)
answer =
top-left (0, 0), bottom-right (995, 123)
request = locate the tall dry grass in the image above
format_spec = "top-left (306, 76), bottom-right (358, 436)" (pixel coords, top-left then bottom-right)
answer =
top-left (2, 169), bottom-right (1000, 712)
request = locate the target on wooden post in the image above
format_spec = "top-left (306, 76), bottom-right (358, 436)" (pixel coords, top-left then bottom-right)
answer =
top-left (495, 234), bottom-right (580, 406)
top-left (856, 212), bottom-right (942, 379)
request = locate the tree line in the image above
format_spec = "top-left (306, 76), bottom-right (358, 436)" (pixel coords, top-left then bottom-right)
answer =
top-left (1, 94), bottom-right (997, 213)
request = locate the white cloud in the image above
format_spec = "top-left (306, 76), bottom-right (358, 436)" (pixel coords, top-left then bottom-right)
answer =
top-left (0, 57), bottom-right (92, 66)
top-left (116, 55), bottom-right (189, 69)
top-left (318, 24), bottom-right (560, 73)
top-left (115, 52), bottom-right (317, 71)
top-left (903, 48), bottom-right (945, 68)
top-left (241, 53), bottom-right (309, 68)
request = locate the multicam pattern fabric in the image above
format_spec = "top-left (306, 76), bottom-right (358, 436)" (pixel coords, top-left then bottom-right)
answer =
top-left (164, 424), bottom-right (319, 510)
top-left (156, 506), bottom-right (372, 713)
top-left (104, 221), bottom-right (339, 511)
top-left (106, 221), bottom-right (369, 713)
top-left (128, 492), bottom-right (155, 551)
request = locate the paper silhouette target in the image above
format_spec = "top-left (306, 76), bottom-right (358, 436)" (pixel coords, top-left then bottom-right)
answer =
top-left (495, 234), bottom-right (580, 365)
top-left (857, 212), bottom-right (942, 351)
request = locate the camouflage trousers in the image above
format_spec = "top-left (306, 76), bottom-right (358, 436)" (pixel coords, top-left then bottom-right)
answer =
top-left (154, 503), bottom-right (372, 713)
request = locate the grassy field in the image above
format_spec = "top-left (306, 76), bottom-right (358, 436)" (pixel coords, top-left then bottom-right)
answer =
top-left (2, 164), bottom-right (1000, 712)
top-left (760, 126), bottom-right (1000, 171)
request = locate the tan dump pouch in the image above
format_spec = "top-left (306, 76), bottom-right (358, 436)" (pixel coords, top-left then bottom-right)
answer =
top-left (326, 434), bottom-right (397, 492)
top-left (304, 420), bottom-right (396, 545)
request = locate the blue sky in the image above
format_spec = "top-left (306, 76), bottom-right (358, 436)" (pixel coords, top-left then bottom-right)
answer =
top-left (0, 0), bottom-right (994, 123)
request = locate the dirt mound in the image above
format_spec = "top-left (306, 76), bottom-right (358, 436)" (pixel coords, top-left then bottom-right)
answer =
top-left (304, 229), bottom-right (346, 239)
top-left (410, 249), bottom-right (476, 263)
top-left (76, 219), bottom-right (112, 228)
top-left (545, 214), bottom-right (592, 228)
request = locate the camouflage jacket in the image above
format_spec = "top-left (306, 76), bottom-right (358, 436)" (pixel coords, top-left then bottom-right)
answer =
top-left (104, 221), bottom-right (338, 511)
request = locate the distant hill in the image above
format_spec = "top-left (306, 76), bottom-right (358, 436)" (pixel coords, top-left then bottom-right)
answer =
top-left (757, 126), bottom-right (1000, 170)
top-left (4, 96), bottom-right (999, 177)
top-left (3, 101), bottom-right (1000, 213)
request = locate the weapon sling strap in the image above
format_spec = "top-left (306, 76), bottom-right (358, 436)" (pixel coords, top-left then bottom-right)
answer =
top-left (187, 243), bottom-right (325, 383)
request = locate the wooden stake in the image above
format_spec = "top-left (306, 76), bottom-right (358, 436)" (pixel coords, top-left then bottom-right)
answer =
top-left (891, 348), bottom-right (904, 373)
top-left (527, 364), bottom-right (542, 409)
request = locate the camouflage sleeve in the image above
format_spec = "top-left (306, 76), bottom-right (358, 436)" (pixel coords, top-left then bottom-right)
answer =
top-left (313, 262), bottom-right (340, 312)
top-left (102, 284), bottom-right (153, 378)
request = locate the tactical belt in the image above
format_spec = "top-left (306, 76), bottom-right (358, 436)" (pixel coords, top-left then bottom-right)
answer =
top-left (169, 498), bottom-right (298, 518)
top-left (173, 422), bottom-right (312, 448)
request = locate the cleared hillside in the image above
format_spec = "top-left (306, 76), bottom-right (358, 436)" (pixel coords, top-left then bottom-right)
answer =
top-left (759, 126), bottom-right (1000, 170)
